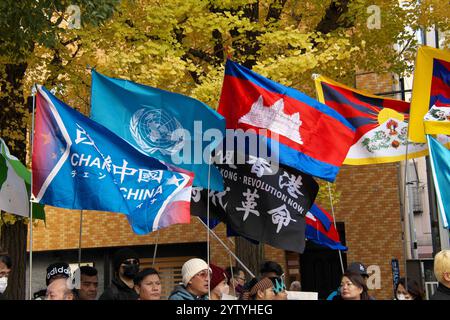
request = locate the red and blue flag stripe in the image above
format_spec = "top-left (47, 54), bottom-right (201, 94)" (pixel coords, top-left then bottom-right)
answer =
top-left (430, 58), bottom-right (450, 107)
top-left (305, 204), bottom-right (347, 251)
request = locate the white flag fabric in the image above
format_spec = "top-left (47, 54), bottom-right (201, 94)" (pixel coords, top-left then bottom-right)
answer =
top-left (0, 138), bottom-right (30, 217)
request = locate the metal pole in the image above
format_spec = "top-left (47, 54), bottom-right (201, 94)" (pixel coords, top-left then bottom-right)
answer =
top-left (197, 217), bottom-right (255, 278)
top-left (407, 160), bottom-right (419, 259)
top-left (29, 85), bottom-right (37, 300)
top-left (426, 156), bottom-right (442, 256)
top-left (229, 255), bottom-right (236, 296)
top-left (401, 98), bottom-right (412, 292)
top-left (202, 153), bottom-right (211, 298)
top-left (78, 210), bottom-right (83, 266)
top-left (152, 230), bottom-right (159, 266)
top-left (327, 183), bottom-right (345, 274)
top-left (206, 155), bottom-right (211, 299)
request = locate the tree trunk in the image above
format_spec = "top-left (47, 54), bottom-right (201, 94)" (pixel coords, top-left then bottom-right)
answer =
top-left (235, 237), bottom-right (264, 279)
top-left (0, 62), bottom-right (29, 300)
top-left (0, 63), bottom-right (29, 155)
top-left (0, 221), bottom-right (28, 300)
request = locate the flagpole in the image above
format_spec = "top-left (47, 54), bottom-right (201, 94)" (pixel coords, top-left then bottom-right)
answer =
top-left (152, 230), bottom-right (160, 266)
top-left (214, 223), bottom-right (255, 277)
top-left (401, 109), bottom-right (412, 294)
top-left (29, 84), bottom-right (37, 300)
top-left (396, 160), bottom-right (410, 294)
top-left (196, 217), bottom-right (255, 278)
top-left (78, 210), bottom-right (83, 266)
top-left (229, 255), bottom-right (236, 296)
top-left (206, 154), bottom-right (211, 299)
top-left (327, 183), bottom-right (345, 274)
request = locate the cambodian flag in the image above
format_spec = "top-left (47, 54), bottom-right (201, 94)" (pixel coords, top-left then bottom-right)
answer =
top-left (305, 204), bottom-right (347, 251)
top-left (32, 86), bottom-right (194, 234)
top-left (218, 60), bottom-right (355, 182)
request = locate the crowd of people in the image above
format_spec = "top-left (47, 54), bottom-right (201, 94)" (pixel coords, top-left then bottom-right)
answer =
top-left (0, 248), bottom-right (449, 300)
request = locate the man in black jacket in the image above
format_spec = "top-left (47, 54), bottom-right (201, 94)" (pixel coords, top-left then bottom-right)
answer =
top-left (430, 249), bottom-right (450, 300)
top-left (99, 248), bottom-right (140, 300)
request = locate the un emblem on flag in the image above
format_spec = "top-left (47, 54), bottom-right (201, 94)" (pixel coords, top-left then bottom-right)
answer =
top-left (130, 108), bottom-right (185, 155)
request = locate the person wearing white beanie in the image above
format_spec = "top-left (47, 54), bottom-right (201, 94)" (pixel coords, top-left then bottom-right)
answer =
top-left (169, 258), bottom-right (211, 300)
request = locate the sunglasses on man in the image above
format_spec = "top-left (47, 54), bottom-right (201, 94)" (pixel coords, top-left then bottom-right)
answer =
top-left (122, 259), bottom-right (139, 265)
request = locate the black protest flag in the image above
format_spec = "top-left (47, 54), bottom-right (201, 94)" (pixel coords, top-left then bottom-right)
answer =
top-left (190, 154), bottom-right (319, 253)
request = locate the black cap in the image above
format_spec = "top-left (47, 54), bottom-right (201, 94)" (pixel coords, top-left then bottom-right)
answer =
top-left (46, 262), bottom-right (71, 286)
top-left (346, 262), bottom-right (368, 277)
top-left (112, 248), bottom-right (140, 272)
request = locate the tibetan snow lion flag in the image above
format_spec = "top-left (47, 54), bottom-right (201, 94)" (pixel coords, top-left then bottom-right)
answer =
top-left (90, 70), bottom-right (225, 191)
top-left (409, 46), bottom-right (450, 143)
top-left (218, 60), bottom-right (355, 182)
top-left (32, 86), bottom-right (194, 234)
top-left (305, 204), bottom-right (347, 251)
top-left (314, 74), bottom-right (450, 164)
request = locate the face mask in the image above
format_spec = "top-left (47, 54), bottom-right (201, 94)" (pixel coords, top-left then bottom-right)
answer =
top-left (0, 277), bottom-right (8, 294)
top-left (397, 294), bottom-right (407, 300)
top-left (123, 264), bottom-right (139, 279)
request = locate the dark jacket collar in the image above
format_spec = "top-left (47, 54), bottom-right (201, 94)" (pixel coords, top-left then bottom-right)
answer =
top-left (437, 283), bottom-right (450, 294)
top-left (112, 276), bottom-right (134, 292)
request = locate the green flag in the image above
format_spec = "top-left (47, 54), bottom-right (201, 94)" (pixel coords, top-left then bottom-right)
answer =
top-left (0, 138), bottom-right (45, 220)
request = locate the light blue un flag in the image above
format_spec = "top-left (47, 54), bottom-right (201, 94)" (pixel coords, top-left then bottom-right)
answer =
top-left (90, 71), bottom-right (225, 191)
top-left (33, 86), bottom-right (194, 234)
top-left (427, 135), bottom-right (450, 229)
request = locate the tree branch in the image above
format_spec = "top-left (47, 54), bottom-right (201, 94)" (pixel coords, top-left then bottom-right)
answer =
top-left (265, 0), bottom-right (287, 23)
top-left (244, 1), bottom-right (260, 22)
top-left (315, 0), bottom-right (351, 34)
top-left (212, 29), bottom-right (225, 65)
top-left (187, 48), bottom-right (215, 65)
top-left (229, 2), bottom-right (262, 69)
top-left (61, 36), bottom-right (80, 46)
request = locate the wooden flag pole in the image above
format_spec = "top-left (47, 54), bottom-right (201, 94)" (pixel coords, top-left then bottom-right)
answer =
top-left (327, 182), bottom-right (345, 274)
